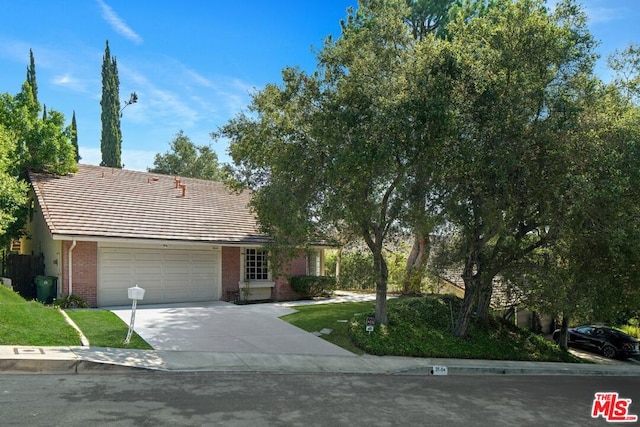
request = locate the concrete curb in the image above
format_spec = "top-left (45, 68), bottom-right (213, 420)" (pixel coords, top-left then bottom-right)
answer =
top-left (0, 359), bottom-right (142, 374)
top-left (2, 346), bottom-right (640, 376)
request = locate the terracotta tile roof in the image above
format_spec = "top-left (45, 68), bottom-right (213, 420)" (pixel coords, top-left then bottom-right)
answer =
top-left (28, 164), bottom-right (269, 244)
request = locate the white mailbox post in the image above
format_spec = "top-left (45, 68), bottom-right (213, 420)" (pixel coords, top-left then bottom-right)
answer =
top-left (124, 285), bottom-right (145, 345)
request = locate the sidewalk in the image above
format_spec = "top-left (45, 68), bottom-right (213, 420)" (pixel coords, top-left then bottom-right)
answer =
top-left (1, 345), bottom-right (640, 376)
top-left (2, 291), bottom-right (639, 376)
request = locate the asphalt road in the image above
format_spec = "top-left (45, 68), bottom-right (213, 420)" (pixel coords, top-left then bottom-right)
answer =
top-left (1, 372), bottom-right (639, 426)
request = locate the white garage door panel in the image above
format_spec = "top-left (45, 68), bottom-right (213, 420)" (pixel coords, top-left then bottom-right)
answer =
top-left (98, 247), bottom-right (220, 306)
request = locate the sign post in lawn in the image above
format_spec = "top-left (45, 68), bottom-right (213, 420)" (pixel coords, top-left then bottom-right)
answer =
top-left (366, 316), bottom-right (375, 333)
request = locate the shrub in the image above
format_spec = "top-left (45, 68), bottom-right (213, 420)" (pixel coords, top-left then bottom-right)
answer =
top-left (325, 249), bottom-right (376, 290)
top-left (54, 294), bottom-right (89, 309)
top-left (325, 247), bottom-right (416, 292)
top-left (349, 295), bottom-right (579, 361)
top-left (290, 275), bottom-right (336, 298)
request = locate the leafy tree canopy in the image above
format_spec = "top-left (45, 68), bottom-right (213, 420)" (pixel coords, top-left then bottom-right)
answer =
top-left (0, 124), bottom-right (28, 246)
top-left (148, 130), bottom-right (226, 181)
top-left (0, 50), bottom-right (77, 247)
top-left (219, 0), bottom-right (457, 324)
top-left (219, 0), bottom-right (639, 339)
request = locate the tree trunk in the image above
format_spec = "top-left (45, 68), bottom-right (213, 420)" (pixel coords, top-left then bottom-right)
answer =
top-left (454, 274), bottom-right (479, 337)
top-left (475, 278), bottom-right (493, 319)
top-left (373, 247), bottom-right (389, 325)
top-left (402, 232), bottom-right (429, 295)
top-left (558, 315), bottom-right (569, 351)
top-left (454, 252), bottom-right (482, 337)
top-left (363, 225), bottom-right (389, 326)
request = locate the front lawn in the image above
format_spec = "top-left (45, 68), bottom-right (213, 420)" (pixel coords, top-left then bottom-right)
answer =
top-left (0, 286), bottom-right (151, 349)
top-left (282, 294), bottom-right (581, 362)
top-left (281, 301), bottom-right (375, 354)
top-left (65, 309), bottom-right (152, 349)
top-left (0, 286), bottom-right (80, 346)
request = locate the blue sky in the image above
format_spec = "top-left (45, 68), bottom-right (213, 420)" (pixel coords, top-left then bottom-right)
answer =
top-left (1, 1), bottom-right (638, 171)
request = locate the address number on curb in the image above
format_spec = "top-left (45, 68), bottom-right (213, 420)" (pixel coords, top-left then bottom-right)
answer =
top-left (432, 366), bottom-right (448, 376)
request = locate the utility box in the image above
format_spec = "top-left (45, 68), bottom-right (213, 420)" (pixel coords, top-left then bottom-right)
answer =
top-left (35, 275), bottom-right (56, 304)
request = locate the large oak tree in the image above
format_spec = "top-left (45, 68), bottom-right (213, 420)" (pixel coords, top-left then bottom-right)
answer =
top-left (436, 0), bottom-right (597, 337)
top-left (220, 0), bottom-right (454, 324)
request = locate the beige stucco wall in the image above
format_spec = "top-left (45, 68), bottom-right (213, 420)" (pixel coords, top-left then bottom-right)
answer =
top-left (21, 191), bottom-right (62, 296)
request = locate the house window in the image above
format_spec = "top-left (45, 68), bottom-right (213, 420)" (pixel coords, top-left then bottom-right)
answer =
top-left (245, 248), bottom-right (269, 281)
top-left (308, 250), bottom-right (321, 276)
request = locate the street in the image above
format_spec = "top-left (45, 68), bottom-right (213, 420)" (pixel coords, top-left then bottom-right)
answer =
top-left (1, 372), bottom-right (639, 426)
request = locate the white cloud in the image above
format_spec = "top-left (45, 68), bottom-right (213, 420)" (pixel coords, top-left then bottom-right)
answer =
top-left (79, 146), bottom-right (156, 171)
top-left (118, 63), bottom-right (200, 127)
top-left (122, 148), bottom-right (156, 171)
top-left (184, 68), bottom-right (215, 89)
top-left (585, 6), bottom-right (625, 25)
top-left (545, 1), bottom-right (625, 26)
top-left (52, 73), bottom-right (89, 92)
top-left (78, 146), bottom-right (101, 166)
top-left (97, 0), bottom-right (143, 45)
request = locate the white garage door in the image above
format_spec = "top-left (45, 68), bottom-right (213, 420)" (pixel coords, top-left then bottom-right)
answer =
top-left (98, 245), bottom-right (221, 306)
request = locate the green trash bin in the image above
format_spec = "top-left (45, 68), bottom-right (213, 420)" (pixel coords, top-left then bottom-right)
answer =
top-left (35, 276), bottom-right (56, 304)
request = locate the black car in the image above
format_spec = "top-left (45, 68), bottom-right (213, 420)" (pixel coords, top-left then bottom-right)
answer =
top-left (552, 325), bottom-right (640, 359)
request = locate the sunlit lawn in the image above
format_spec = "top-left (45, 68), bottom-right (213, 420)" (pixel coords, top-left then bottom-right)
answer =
top-left (0, 286), bottom-right (151, 349)
top-left (65, 309), bottom-right (152, 349)
top-left (0, 286), bottom-right (80, 346)
top-left (281, 301), bottom-right (375, 354)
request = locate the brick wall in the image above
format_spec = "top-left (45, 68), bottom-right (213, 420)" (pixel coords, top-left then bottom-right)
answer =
top-left (61, 241), bottom-right (98, 307)
top-left (221, 246), bottom-right (240, 301)
top-left (272, 252), bottom-right (307, 301)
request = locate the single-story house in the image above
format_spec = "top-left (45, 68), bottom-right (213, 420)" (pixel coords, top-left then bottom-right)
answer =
top-left (20, 164), bottom-right (324, 307)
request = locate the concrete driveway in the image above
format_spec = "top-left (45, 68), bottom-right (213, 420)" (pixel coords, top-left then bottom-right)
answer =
top-left (110, 301), bottom-right (355, 356)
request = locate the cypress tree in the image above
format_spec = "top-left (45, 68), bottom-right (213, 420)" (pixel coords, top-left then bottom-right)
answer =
top-left (100, 40), bottom-right (122, 168)
top-left (26, 48), bottom-right (38, 103)
top-left (71, 110), bottom-right (80, 162)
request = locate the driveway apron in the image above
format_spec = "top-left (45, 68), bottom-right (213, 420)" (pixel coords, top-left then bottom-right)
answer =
top-left (110, 302), bottom-right (354, 356)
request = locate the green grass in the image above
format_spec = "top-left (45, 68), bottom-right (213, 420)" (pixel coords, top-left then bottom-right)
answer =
top-left (0, 286), bottom-right (151, 349)
top-left (283, 294), bottom-right (582, 362)
top-left (65, 309), bottom-right (152, 349)
top-left (0, 286), bottom-right (81, 346)
top-left (281, 301), bottom-right (375, 354)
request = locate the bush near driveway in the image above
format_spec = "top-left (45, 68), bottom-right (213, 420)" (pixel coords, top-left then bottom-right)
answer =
top-left (0, 286), bottom-right (80, 346)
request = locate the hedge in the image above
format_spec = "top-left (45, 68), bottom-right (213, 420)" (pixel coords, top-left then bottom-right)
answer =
top-left (290, 275), bottom-right (336, 298)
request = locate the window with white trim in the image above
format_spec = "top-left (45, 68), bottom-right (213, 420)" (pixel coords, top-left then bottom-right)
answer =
top-left (308, 250), bottom-right (321, 276)
top-left (245, 248), bottom-right (269, 281)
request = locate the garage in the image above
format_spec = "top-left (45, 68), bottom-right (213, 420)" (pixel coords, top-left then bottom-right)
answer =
top-left (97, 244), bottom-right (221, 306)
